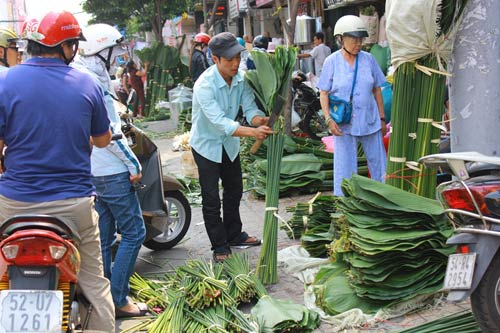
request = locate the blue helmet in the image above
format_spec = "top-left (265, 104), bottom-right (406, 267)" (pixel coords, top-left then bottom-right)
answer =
top-left (236, 37), bottom-right (244, 47)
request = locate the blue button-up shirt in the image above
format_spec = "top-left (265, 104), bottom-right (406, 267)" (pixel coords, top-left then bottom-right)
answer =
top-left (189, 65), bottom-right (264, 163)
top-left (317, 50), bottom-right (386, 136)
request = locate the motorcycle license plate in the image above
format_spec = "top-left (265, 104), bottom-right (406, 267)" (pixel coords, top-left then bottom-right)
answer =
top-left (444, 253), bottom-right (476, 290)
top-left (0, 290), bottom-right (63, 333)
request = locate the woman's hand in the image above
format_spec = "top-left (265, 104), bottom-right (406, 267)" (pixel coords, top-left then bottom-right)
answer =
top-left (327, 118), bottom-right (343, 136)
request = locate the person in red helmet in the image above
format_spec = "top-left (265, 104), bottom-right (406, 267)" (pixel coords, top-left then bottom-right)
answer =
top-left (0, 10), bottom-right (114, 332)
top-left (189, 32), bottom-right (211, 82)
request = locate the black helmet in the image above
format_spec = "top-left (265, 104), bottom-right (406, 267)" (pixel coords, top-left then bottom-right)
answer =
top-left (253, 35), bottom-right (269, 50)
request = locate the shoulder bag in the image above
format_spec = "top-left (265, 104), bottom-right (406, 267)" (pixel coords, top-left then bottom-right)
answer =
top-left (329, 55), bottom-right (359, 124)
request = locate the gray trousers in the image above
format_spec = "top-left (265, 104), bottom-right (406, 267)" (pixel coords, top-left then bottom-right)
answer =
top-left (0, 195), bottom-right (115, 332)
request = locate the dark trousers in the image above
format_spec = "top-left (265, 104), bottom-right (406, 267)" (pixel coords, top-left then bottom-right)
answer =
top-left (192, 148), bottom-right (243, 253)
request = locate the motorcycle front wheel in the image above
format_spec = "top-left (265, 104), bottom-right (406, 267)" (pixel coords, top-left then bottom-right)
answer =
top-left (470, 250), bottom-right (500, 332)
top-left (143, 190), bottom-right (191, 250)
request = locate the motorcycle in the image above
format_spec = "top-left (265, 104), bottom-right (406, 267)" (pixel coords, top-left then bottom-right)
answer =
top-left (291, 70), bottom-right (328, 141)
top-left (119, 91), bottom-right (191, 250)
top-left (420, 152), bottom-right (500, 332)
top-left (0, 215), bottom-right (81, 332)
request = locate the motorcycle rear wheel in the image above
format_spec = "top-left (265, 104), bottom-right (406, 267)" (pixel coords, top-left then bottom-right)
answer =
top-left (470, 250), bottom-right (500, 332)
top-left (301, 108), bottom-right (327, 141)
top-left (143, 190), bottom-right (191, 250)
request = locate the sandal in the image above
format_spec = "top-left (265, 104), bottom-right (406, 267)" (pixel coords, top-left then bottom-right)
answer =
top-left (230, 232), bottom-right (262, 247)
top-left (213, 250), bottom-right (232, 263)
top-left (115, 301), bottom-right (149, 318)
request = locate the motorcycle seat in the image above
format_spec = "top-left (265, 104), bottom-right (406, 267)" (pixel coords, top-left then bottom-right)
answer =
top-left (0, 215), bottom-right (81, 244)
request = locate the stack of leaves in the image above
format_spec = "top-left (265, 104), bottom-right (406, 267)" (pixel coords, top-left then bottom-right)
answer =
top-left (251, 295), bottom-right (320, 332)
top-left (135, 42), bottom-right (189, 118)
top-left (313, 175), bottom-right (454, 315)
top-left (243, 136), bottom-right (369, 198)
top-left (128, 254), bottom-right (266, 332)
top-left (245, 46), bottom-right (297, 285)
top-left (281, 193), bottom-right (339, 257)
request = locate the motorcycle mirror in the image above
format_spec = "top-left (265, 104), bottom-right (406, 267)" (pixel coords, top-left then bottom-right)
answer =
top-left (485, 191), bottom-right (500, 217)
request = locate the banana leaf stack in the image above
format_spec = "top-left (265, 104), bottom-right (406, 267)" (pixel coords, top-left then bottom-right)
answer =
top-left (243, 136), bottom-right (369, 198)
top-left (134, 42), bottom-right (189, 118)
top-left (251, 296), bottom-right (320, 332)
top-left (313, 175), bottom-right (454, 315)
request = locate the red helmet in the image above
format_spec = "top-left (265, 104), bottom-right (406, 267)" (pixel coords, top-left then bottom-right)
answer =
top-left (22, 10), bottom-right (85, 47)
top-left (194, 33), bottom-right (210, 45)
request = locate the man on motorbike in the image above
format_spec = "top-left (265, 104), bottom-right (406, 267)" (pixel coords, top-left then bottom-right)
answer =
top-left (72, 23), bottom-right (148, 318)
top-left (0, 10), bottom-right (114, 332)
top-left (0, 27), bottom-right (22, 71)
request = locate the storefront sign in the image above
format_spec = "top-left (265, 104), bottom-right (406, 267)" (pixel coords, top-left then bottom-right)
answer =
top-left (324, 0), bottom-right (346, 8)
top-left (256, 0), bottom-right (274, 8)
top-left (228, 0), bottom-right (240, 19)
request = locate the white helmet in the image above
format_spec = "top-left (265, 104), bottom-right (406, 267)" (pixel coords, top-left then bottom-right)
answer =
top-left (333, 15), bottom-right (368, 38)
top-left (79, 23), bottom-right (124, 56)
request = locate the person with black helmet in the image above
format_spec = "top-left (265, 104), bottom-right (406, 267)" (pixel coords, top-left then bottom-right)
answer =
top-left (0, 11), bottom-right (114, 331)
top-left (0, 27), bottom-right (22, 70)
top-left (317, 15), bottom-right (387, 197)
top-left (246, 34), bottom-right (269, 70)
top-left (189, 32), bottom-right (273, 263)
top-left (190, 32), bottom-right (211, 82)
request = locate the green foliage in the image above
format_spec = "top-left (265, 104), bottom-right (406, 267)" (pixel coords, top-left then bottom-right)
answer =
top-left (82, 0), bottom-right (193, 40)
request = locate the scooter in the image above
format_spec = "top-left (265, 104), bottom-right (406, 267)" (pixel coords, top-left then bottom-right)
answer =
top-left (420, 152), bottom-right (500, 332)
top-left (118, 91), bottom-right (191, 250)
top-left (291, 70), bottom-right (328, 141)
top-left (0, 215), bottom-right (80, 332)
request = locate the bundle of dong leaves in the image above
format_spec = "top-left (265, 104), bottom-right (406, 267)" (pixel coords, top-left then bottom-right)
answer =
top-left (126, 252), bottom-right (320, 332)
top-left (282, 193), bottom-right (339, 258)
top-left (314, 175), bottom-right (455, 315)
top-left (245, 46), bottom-right (297, 284)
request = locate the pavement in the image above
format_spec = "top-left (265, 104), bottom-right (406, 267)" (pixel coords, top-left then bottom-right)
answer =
top-left (115, 117), bottom-right (471, 332)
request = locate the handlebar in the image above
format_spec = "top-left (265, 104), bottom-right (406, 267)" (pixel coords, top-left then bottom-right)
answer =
top-left (111, 133), bottom-right (123, 140)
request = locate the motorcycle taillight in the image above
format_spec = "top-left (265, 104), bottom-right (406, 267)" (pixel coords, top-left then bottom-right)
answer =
top-left (1, 237), bottom-right (68, 265)
top-left (441, 183), bottom-right (500, 215)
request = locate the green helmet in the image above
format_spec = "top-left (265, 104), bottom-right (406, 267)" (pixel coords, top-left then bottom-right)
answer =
top-left (0, 27), bottom-right (19, 48)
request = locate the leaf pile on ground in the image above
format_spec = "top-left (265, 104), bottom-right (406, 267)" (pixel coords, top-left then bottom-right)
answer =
top-left (313, 175), bottom-right (455, 315)
top-left (127, 252), bottom-right (320, 333)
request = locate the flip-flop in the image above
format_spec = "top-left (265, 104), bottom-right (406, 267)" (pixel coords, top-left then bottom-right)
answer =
top-left (230, 236), bottom-right (261, 247)
top-left (213, 251), bottom-right (232, 263)
top-left (115, 301), bottom-right (149, 318)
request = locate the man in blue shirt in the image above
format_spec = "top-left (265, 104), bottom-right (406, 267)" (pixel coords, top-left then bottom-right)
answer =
top-left (73, 23), bottom-right (147, 319)
top-left (0, 11), bottom-right (114, 331)
top-left (189, 32), bottom-right (274, 262)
